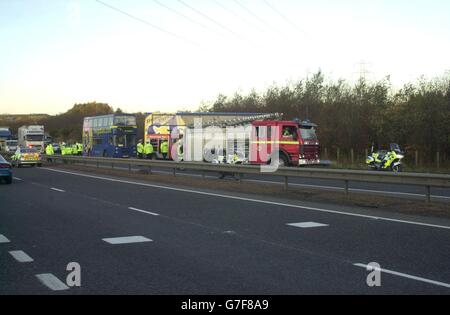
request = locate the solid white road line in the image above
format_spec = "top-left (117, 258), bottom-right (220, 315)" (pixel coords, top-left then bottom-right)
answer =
top-left (41, 168), bottom-right (450, 230)
top-left (287, 222), bottom-right (329, 228)
top-left (0, 234), bottom-right (11, 243)
top-left (102, 236), bottom-right (153, 244)
top-left (354, 263), bottom-right (450, 289)
top-left (36, 273), bottom-right (70, 291)
top-left (13, 177), bottom-right (22, 181)
top-left (9, 250), bottom-right (34, 262)
top-left (128, 207), bottom-right (160, 216)
top-left (50, 187), bottom-right (65, 192)
top-left (245, 179), bottom-right (450, 200)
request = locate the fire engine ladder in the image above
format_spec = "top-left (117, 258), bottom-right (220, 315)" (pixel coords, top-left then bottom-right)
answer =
top-left (186, 112), bottom-right (283, 129)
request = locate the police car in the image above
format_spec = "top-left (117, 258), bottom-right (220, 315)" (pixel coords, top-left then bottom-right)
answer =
top-left (11, 147), bottom-right (42, 168)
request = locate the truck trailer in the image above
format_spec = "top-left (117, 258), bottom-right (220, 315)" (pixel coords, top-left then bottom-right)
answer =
top-left (0, 127), bottom-right (12, 152)
top-left (18, 125), bottom-right (45, 152)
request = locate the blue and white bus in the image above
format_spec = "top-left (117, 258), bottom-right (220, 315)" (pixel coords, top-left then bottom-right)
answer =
top-left (82, 114), bottom-right (137, 158)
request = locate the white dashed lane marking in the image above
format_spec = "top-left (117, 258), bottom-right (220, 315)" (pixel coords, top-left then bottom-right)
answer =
top-left (0, 234), bottom-right (11, 243)
top-left (128, 207), bottom-right (160, 216)
top-left (50, 187), bottom-right (65, 192)
top-left (9, 250), bottom-right (34, 263)
top-left (102, 236), bottom-right (153, 244)
top-left (36, 273), bottom-right (70, 291)
top-left (287, 222), bottom-right (329, 228)
top-left (13, 177), bottom-right (22, 181)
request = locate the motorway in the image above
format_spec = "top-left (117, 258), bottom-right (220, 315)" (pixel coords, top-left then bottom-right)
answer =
top-left (1, 166), bottom-right (450, 294)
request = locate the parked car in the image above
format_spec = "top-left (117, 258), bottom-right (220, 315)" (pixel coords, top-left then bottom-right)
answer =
top-left (0, 154), bottom-right (12, 184)
top-left (11, 147), bottom-right (42, 167)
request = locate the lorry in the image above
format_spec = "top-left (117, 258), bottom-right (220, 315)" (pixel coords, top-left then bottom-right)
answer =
top-left (145, 112), bottom-right (321, 166)
top-left (18, 125), bottom-right (45, 152)
top-left (0, 127), bottom-right (12, 152)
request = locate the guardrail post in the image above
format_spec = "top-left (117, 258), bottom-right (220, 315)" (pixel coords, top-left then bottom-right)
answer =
top-left (148, 166), bottom-right (152, 174)
top-left (415, 150), bottom-right (419, 167)
top-left (128, 164), bottom-right (131, 173)
top-left (344, 180), bottom-right (349, 197)
top-left (112, 162), bottom-right (114, 169)
top-left (436, 151), bottom-right (440, 169)
top-left (426, 186), bottom-right (431, 203)
top-left (173, 168), bottom-right (176, 177)
top-left (284, 176), bottom-right (288, 191)
top-left (96, 161), bottom-right (99, 168)
top-left (350, 149), bottom-right (354, 165)
top-left (337, 148), bottom-right (340, 162)
top-left (202, 171), bottom-right (205, 179)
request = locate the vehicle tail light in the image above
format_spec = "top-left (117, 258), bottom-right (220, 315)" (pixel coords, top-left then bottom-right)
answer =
top-left (0, 164), bottom-right (11, 169)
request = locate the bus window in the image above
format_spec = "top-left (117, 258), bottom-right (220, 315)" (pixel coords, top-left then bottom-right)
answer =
top-left (114, 135), bottom-right (126, 147)
top-left (114, 116), bottom-right (136, 126)
top-left (126, 134), bottom-right (136, 147)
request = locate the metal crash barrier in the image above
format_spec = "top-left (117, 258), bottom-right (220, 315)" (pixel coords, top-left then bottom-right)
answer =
top-left (42, 155), bottom-right (450, 203)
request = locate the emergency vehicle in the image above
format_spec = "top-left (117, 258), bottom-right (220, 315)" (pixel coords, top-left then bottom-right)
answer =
top-left (145, 112), bottom-right (321, 166)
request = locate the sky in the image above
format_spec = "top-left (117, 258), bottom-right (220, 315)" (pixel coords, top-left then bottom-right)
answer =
top-left (0, 0), bottom-right (449, 115)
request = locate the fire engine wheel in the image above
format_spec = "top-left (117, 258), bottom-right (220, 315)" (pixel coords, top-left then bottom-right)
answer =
top-left (271, 154), bottom-right (289, 167)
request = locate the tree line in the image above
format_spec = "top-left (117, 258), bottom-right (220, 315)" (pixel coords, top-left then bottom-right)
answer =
top-left (199, 71), bottom-right (450, 164)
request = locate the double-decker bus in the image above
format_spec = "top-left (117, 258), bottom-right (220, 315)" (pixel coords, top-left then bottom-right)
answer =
top-left (82, 114), bottom-right (137, 158)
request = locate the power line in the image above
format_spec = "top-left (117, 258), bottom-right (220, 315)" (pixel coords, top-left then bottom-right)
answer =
top-left (263, 0), bottom-right (308, 37)
top-left (151, 0), bottom-right (226, 38)
top-left (232, 0), bottom-right (283, 36)
top-left (94, 0), bottom-right (200, 47)
top-left (212, 0), bottom-right (266, 34)
top-left (176, 0), bottom-right (244, 41)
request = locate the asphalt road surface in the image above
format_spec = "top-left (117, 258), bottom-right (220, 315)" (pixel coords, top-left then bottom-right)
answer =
top-left (1, 166), bottom-right (450, 294)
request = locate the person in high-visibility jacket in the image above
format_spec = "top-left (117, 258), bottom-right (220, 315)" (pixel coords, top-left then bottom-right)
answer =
top-left (61, 144), bottom-right (66, 156)
top-left (76, 143), bottom-right (83, 155)
top-left (45, 143), bottom-right (54, 155)
top-left (144, 142), bottom-right (154, 159)
top-left (72, 144), bottom-right (78, 155)
top-left (45, 143), bottom-right (54, 162)
top-left (160, 140), bottom-right (169, 159)
top-left (137, 140), bottom-right (144, 159)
